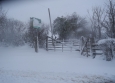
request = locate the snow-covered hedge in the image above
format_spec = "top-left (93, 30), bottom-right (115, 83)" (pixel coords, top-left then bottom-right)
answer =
top-left (97, 38), bottom-right (115, 61)
top-left (98, 38), bottom-right (115, 45)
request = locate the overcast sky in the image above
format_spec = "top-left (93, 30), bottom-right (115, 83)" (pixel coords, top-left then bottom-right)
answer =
top-left (2, 0), bottom-right (106, 24)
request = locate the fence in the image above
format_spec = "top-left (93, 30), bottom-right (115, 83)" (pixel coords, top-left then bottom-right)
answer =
top-left (46, 36), bottom-right (80, 52)
top-left (80, 37), bottom-right (103, 58)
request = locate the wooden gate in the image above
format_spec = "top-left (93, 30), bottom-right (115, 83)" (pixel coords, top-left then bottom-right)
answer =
top-left (80, 37), bottom-right (103, 58)
top-left (46, 36), bottom-right (80, 52)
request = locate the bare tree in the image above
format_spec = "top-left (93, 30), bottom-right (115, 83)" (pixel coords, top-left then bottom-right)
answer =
top-left (0, 5), bottom-right (26, 46)
top-left (2, 18), bottom-right (26, 46)
top-left (53, 13), bottom-right (88, 39)
top-left (88, 7), bottom-right (106, 39)
top-left (0, 4), bottom-right (7, 42)
top-left (25, 20), bottom-right (49, 48)
top-left (104, 0), bottom-right (115, 38)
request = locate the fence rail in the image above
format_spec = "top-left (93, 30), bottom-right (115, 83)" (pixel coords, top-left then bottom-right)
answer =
top-left (80, 37), bottom-right (103, 58)
top-left (46, 36), bottom-right (80, 52)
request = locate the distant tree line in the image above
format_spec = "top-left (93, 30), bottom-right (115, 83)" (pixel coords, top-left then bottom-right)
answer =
top-left (0, 0), bottom-right (115, 48)
top-left (53, 13), bottom-right (90, 39)
top-left (24, 22), bottom-right (49, 48)
top-left (0, 5), bottom-right (26, 46)
top-left (0, 4), bottom-right (49, 47)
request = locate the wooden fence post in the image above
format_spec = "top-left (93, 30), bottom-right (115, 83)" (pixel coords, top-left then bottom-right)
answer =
top-left (46, 36), bottom-right (48, 51)
top-left (89, 37), bottom-right (96, 58)
top-left (80, 36), bottom-right (85, 54)
top-left (89, 38), bottom-right (92, 56)
top-left (71, 41), bottom-right (72, 52)
top-left (35, 29), bottom-right (39, 53)
top-left (85, 39), bottom-right (88, 57)
top-left (62, 39), bottom-right (64, 52)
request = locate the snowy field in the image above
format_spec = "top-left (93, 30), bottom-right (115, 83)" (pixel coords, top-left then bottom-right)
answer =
top-left (0, 45), bottom-right (115, 83)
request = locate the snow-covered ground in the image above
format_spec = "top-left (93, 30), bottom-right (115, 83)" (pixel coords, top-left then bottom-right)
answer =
top-left (0, 45), bottom-right (115, 83)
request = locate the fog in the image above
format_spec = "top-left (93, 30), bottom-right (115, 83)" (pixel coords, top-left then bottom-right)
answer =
top-left (2, 0), bottom-right (105, 24)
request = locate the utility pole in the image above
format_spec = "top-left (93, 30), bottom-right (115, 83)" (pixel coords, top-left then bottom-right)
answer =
top-left (48, 8), bottom-right (54, 46)
top-left (48, 8), bottom-right (53, 38)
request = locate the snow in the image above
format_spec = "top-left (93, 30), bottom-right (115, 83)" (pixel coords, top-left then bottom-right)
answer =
top-left (98, 38), bottom-right (115, 45)
top-left (77, 28), bottom-right (83, 32)
top-left (0, 45), bottom-right (115, 83)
